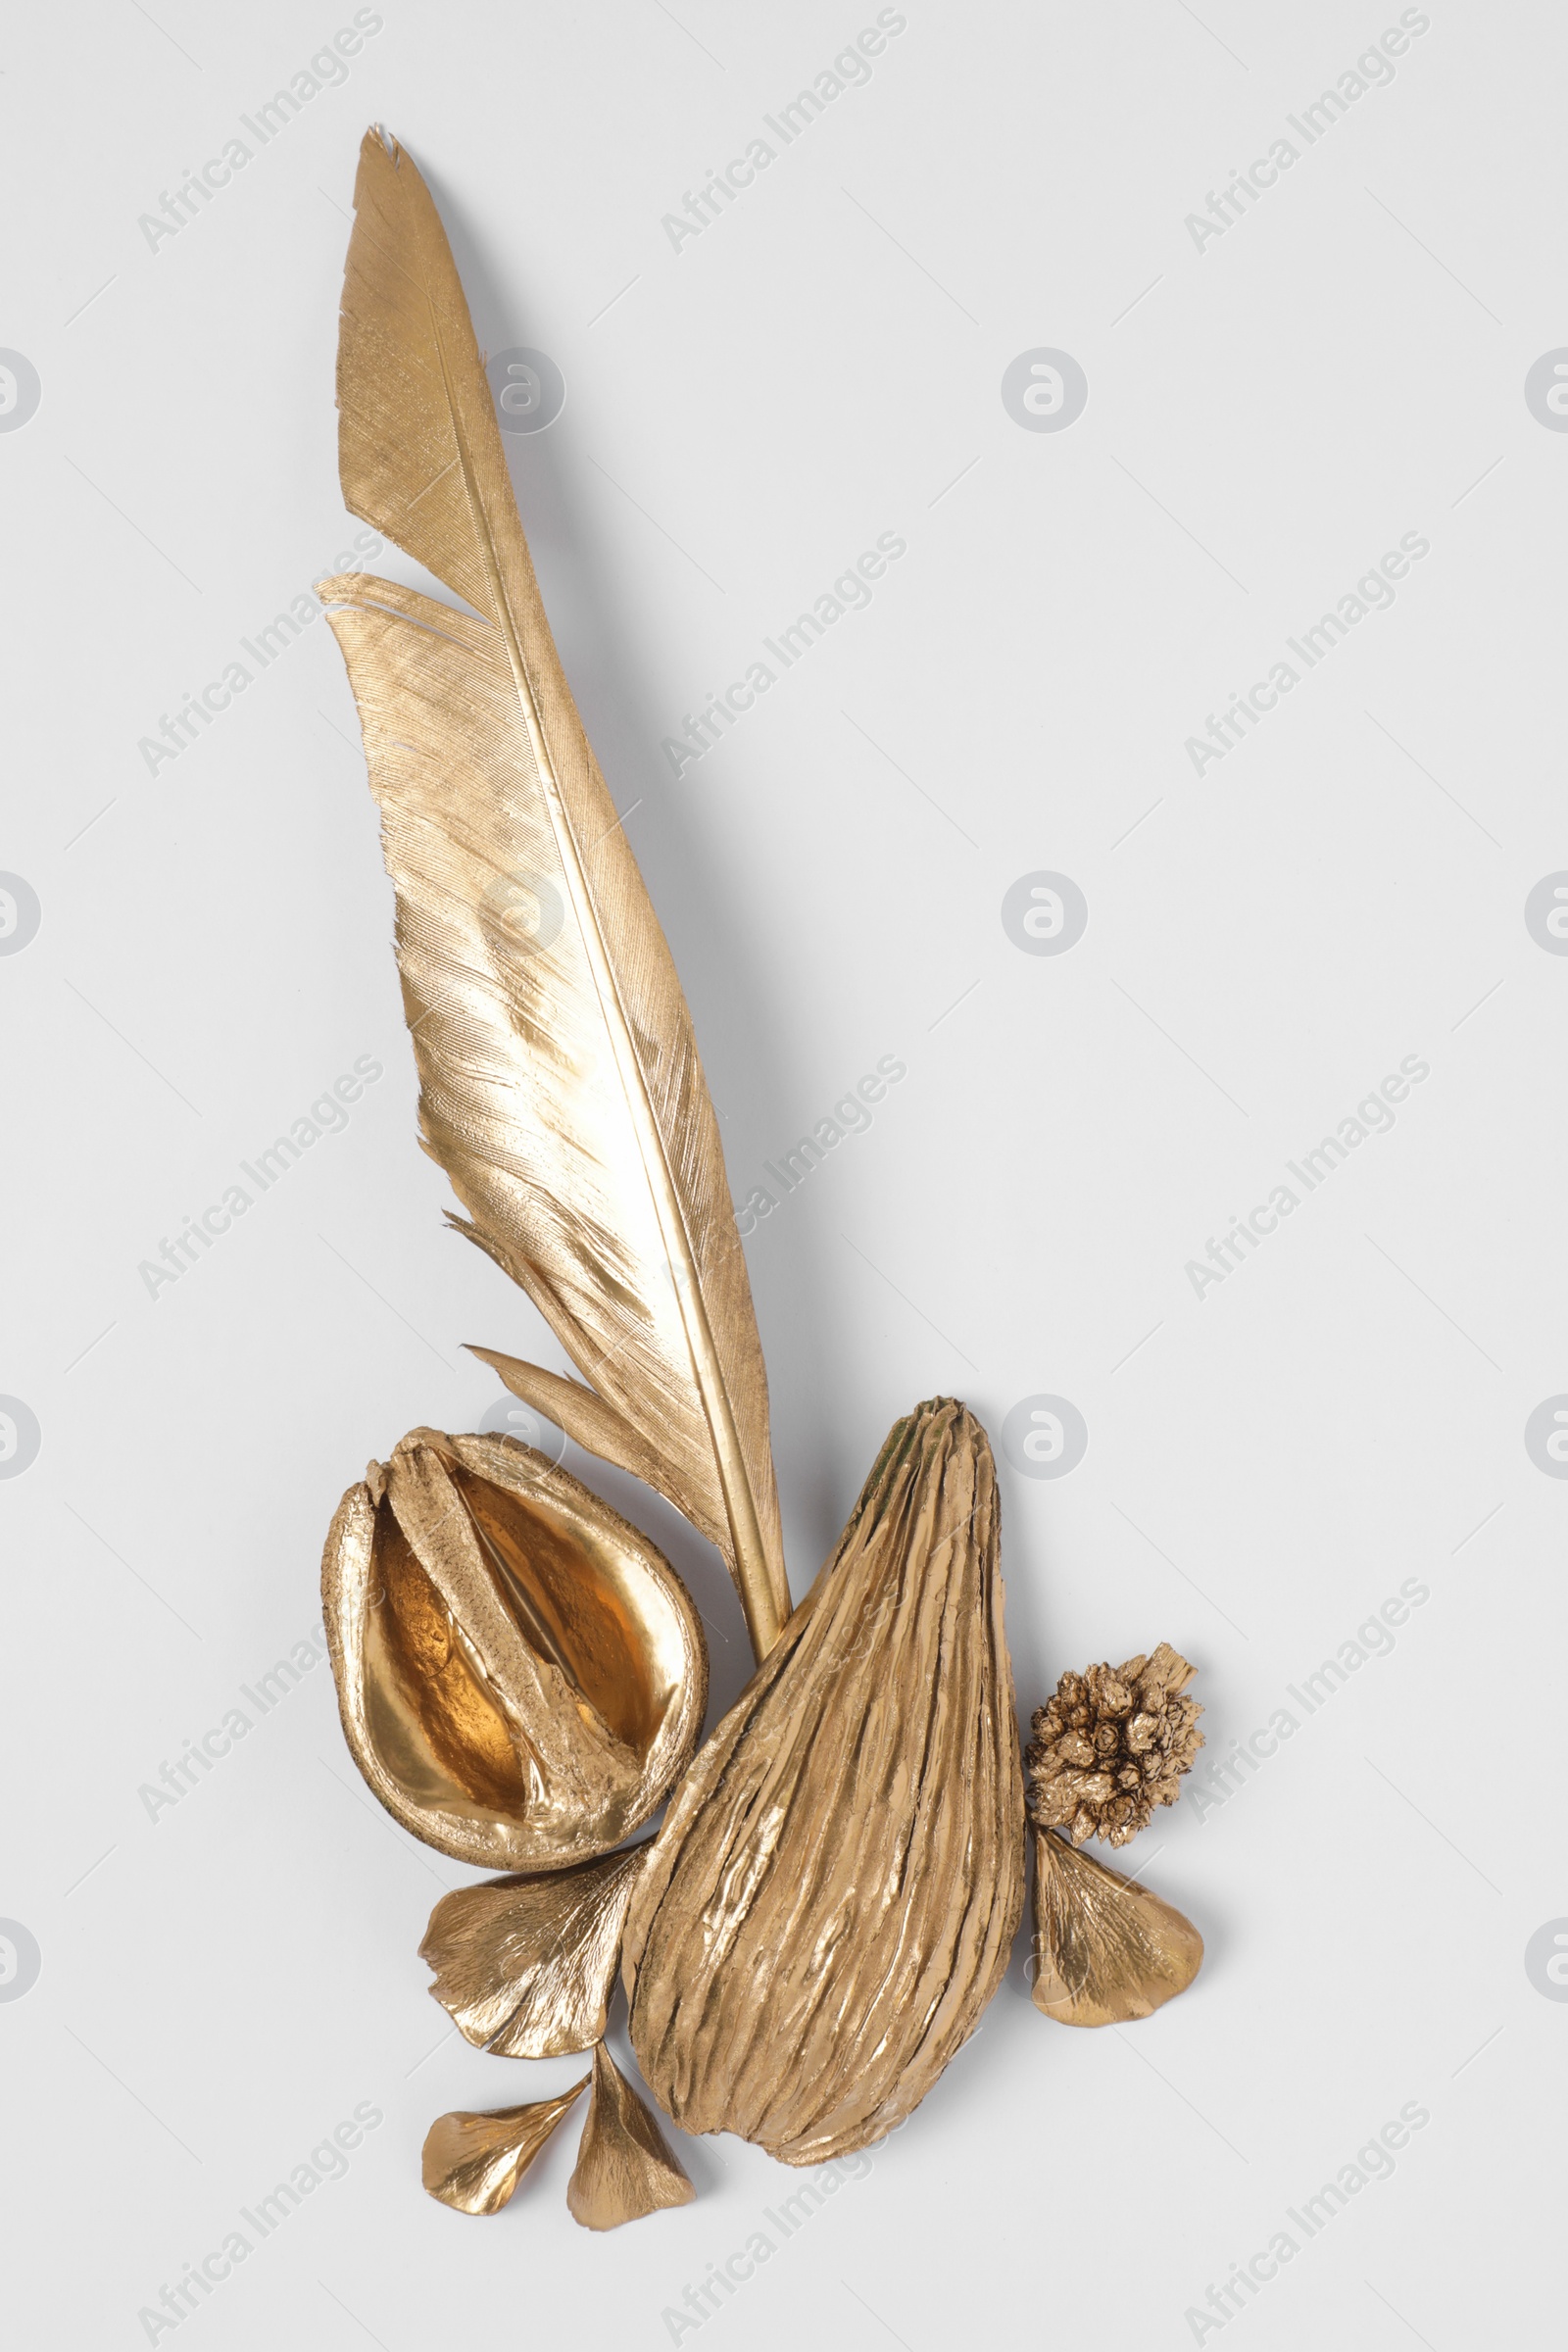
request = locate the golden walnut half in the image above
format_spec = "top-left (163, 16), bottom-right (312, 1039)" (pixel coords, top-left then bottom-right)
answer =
top-left (321, 1428), bottom-right (708, 1870)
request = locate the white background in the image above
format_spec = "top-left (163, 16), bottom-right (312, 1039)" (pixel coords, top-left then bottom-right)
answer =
top-left (4, 2), bottom-right (1564, 2345)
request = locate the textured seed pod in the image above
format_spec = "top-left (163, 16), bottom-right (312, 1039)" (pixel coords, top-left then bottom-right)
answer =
top-left (322, 1428), bottom-right (707, 1870)
top-left (622, 1396), bottom-right (1024, 2166)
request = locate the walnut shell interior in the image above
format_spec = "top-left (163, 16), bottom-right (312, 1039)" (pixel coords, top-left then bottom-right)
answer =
top-left (323, 1428), bottom-right (708, 1870)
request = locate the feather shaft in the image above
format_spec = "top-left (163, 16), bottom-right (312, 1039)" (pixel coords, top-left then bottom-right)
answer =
top-left (327, 127), bottom-right (789, 1657)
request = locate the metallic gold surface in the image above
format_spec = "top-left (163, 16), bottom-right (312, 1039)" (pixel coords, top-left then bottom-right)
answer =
top-left (325, 126), bottom-right (789, 1660)
top-left (1030, 1825), bottom-right (1203, 2027)
top-left (315, 134), bottom-right (1185, 2224)
top-left (565, 2043), bottom-right (694, 2231)
top-left (1027, 1644), bottom-right (1203, 1847)
top-left (421, 2080), bottom-right (587, 2215)
top-left (622, 1398), bottom-right (1024, 2165)
top-left (322, 1430), bottom-right (707, 1869)
top-left (421, 1846), bottom-right (647, 2058)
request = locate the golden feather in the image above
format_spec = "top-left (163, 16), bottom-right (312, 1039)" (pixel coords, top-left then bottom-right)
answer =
top-left (322, 127), bottom-right (789, 1657)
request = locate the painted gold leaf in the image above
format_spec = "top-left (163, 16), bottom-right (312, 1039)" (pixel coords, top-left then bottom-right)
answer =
top-left (622, 1397), bottom-right (1024, 2165)
top-left (1030, 1825), bottom-right (1203, 2027)
top-left (322, 1429), bottom-right (707, 1870)
top-left (325, 126), bottom-right (789, 1659)
top-left (421, 2080), bottom-right (587, 2216)
top-left (420, 1845), bottom-right (647, 2058)
top-left (565, 2043), bottom-right (694, 2231)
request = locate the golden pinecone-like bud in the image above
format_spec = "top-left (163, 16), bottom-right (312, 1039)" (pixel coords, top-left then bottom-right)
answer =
top-left (1025, 1642), bottom-right (1203, 1848)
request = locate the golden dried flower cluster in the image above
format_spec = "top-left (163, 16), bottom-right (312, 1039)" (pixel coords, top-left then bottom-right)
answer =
top-left (1026, 1643), bottom-right (1203, 1848)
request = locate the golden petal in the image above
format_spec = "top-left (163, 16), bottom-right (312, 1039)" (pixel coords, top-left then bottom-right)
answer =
top-left (322, 1429), bottom-right (707, 1870)
top-left (1030, 1825), bottom-right (1203, 2027)
top-left (565, 2044), bottom-right (694, 2231)
top-left (623, 1397), bottom-right (1024, 2166)
top-left (421, 2079), bottom-right (588, 2215)
top-left (420, 1845), bottom-right (647, 2058)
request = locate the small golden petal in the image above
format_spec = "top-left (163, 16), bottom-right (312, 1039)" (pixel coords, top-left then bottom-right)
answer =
top-left (420, 1845), bottom-right (647, 2058)
top-left (421, 2079), bottom-right (588, 2215)
top-left (321, 1429), bottom-right (707, 1870)
top-left (565, 2044), bottom-right (694, 2231)
top-left (1030, 1825), bottom-right (1203, 2028)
